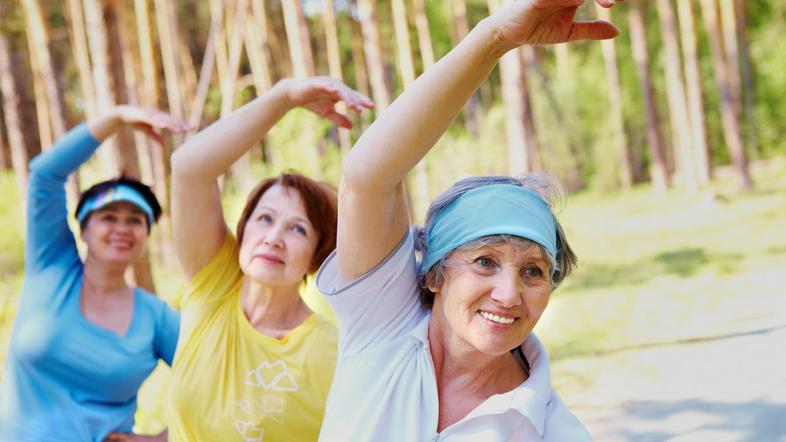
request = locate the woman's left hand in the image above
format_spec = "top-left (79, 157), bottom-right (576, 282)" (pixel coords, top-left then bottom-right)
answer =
top-left (113, 105), bottom-right (193, 146)
top-left (281, 77), bottom-right (374, 129)
top-left (103, 430), bottom-right (167, 442)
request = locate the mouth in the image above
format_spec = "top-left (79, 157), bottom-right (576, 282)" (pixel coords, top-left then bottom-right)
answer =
top-left (256, 254), bottom-right (285, 265)
top-left (477, 310), bottom-right (517, 325)
top-left (108, 240), bottom-right (133, 249)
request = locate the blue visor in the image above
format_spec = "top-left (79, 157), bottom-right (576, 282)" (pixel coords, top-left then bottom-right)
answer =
top-left (424, 184), bottom-right (557, 272)
top-left (77, 184), bottom-right (154, 227)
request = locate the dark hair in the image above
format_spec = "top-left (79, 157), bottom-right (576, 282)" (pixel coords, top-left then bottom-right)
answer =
top-left (75, 176), bottom-right (162, 231)
top-left (236, 173), bottom-right (338, 275)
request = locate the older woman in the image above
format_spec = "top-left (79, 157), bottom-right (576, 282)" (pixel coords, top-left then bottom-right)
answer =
top-left (0, 106), bottom-right (188, 442)
top-left (165, 77), bottom-right (372, 441)
top-left (315, 1), bottom-right (621, 440)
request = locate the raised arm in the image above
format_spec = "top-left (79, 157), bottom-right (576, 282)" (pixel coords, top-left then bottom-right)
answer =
top-left (25, 106), bottom-right (188, 273)
top-left (170, 77), bottom-right (372, 279)
top-left (338, 0), bottom-right (621, 281)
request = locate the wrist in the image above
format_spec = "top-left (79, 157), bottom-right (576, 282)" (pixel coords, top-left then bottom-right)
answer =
top-left (471, 17), bottom-right (515, 64)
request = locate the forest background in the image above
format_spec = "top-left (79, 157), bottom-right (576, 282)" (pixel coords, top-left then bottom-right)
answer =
top-left (0, 0), bottom-right (785, 435)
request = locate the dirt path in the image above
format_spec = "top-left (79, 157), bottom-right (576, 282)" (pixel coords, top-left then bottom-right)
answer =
top-left (553, 316), bottom-right (786, 441)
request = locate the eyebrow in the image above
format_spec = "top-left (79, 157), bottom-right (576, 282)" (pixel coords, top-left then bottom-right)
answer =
top-left (257, 206), bottom-right (312, 226)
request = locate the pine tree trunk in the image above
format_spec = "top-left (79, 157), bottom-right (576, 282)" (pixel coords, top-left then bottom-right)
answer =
top-left (596, 3), bottom-right (633, 189)
top-left (356, 0), bottom-right (391, 112)
top-left (281, 0), bottom-right (314, 78)
top-left (246, 0), bottom-right (274, 94)
top-left (699, 0), bottom-right (752, 189)
top-left (676, 0), bottom-right (711, 186)
top-left (735, 0), bottom-right (758, 156)
top-left (451, 0), bottom-right (480, 136)
top-left (718, 0), bottom-right (743, 121)
top-left (190, 4), bottom-right (222, 129)
top-left (349, 13), bottom-right (371, 130)
top-left (488, 0), bottom-right (529, 175)
top-left (0, 29), bottom-right (33, 195)
top-left (656, 0), bottom-right (698, 193)
top-left (519, 46), bottom-right (543, 173)
top-left (628, 0), bottom-right (670, 192)
top-left (66, 0), bottom-right (98, 119)
top-left (323, 0), bottom-right (352, 153)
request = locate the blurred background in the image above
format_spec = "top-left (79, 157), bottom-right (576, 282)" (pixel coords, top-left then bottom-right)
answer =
top-left (0, 0), bottom-right (784, 440)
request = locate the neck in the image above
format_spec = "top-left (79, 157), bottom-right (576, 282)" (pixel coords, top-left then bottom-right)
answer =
top-left (241, 277), bottom-right (312, 337)
top-left (82, 254), bottom-right (130, 293)
top-left (428, 316), bottom-right (526, 397)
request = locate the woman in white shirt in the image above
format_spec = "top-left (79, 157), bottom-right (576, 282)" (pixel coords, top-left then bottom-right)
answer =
top-left (316, 1), bottom-right (623, 440)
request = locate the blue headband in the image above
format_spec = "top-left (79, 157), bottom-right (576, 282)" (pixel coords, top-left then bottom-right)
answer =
top-left (77, 184), bottom-right (155, 227)
top-left (424, 184), bottom-right (558, 272)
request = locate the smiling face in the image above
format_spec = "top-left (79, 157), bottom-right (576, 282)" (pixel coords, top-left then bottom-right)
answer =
top-left (238, 184), bottom-right (319, 287)
top-left (81, 201), bottom-right (149, 265)
top-left (428, 237), bottom-right (552, 357)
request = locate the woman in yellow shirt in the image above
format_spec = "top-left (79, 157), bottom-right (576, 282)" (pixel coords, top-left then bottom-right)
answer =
top-left (165, 77), bottom-right (372, 441)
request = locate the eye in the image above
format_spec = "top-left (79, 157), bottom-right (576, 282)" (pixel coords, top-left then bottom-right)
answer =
top-left (472, 256), bottom-right (497, 271)
top-left (291, 224), bottom-right (308, 236)
top-left (257, 213), bottom-right (273, 223)
top-left (129, 217), bottom-right (145, 225)
top-left (522, 265), bottom-right (545, 279)
top-left (100, 213), bottom-right (117, 222)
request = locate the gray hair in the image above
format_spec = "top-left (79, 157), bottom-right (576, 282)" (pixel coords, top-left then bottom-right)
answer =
top-left (414, 174), bottom-right (577, 308)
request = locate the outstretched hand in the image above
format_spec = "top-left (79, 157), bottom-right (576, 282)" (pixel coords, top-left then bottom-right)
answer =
top-left (114, 105), bottom-right (193, 146)
top-left (491, 0), bottom-right (622, 51)
top-left (281, 77), bottom-right (374, 129)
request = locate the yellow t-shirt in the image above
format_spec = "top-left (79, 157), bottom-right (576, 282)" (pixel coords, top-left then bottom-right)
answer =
top-left (166, 235), bottom-right (338, 442)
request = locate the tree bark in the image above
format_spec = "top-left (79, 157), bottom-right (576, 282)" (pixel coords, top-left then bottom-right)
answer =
top-left (246, 0), bottom-right (274, 94)
top-left (656, 0), bottom-right (698, 193)
top-left (356, 0), bottom-right (391, 112)
top-left (699, 0), bottom-right (752, 189)
top-left (628, 0), bottom-right (670, 192)
top-left (451, 0), bottom-right (481, 136)
top-left (0, 28), bottom-right (33, 195)
top-left (718, 0), bottom-right (743, 121)
top-left (519, 46), bottom-right (543, 173)
top-left (349, 12), bottom-right (371, 130)
top-left (488, 0), bottom-right (529, 175)
top-left (323, 0), bottom-right (352, 153)
top-left (676, 0), bottom-right (711, 186)
top-left (735, 0), bottom-right (758, 156)
top-left (281, 0), bottom-right (314, 78)
top-left (66, 0), bottom-right (98, 119)
top-left (596, 3), bottom-right (633, 189)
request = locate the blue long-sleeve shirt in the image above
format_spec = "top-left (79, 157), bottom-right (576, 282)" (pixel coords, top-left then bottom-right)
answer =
top-left (0, 124), bottom-right (180, 442)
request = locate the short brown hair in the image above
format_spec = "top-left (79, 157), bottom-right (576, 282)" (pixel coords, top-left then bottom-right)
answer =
top-left (236, 173), bottom-right (338, 275)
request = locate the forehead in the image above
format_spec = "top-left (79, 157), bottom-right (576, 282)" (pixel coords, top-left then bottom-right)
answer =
top-left (255, 184), bottom-right (309, 218)
top-left (453, 238), bottom-right (546, 261)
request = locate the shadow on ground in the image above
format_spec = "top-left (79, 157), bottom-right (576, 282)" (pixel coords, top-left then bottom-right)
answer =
top-left (563, 248), bottom-right (743, 292)
top-left (596, 398), bottom-right (786, 441)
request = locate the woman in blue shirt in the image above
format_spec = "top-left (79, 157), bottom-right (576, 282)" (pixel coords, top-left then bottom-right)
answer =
top-left (0, 106), bottom-right (189, 442)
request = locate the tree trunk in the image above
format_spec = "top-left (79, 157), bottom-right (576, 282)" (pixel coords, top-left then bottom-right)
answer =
top-left (628, 0), bottom-right (670, 192)
top-left (699, 0), bottom-right (752, 189)
top-left (390, 0), bottom-right (429, 220)
top-left (656, 0), bottom-right (698, 193)
top-left (153, 0), bottom-right (184, 122)
top-left (735, 0), bottom-right (758, 156)
top-left (281, 0), bottom-right (314, 78)
top-left (190, 4), bottom-right (222, 129)
top-left (488, 0), bottom-right (529, 175)
top-left (266, 1), bottom-right (292, 79)
top-left (451, 0), bottom-right (480, 136)
top-left (356, 0), bottom-right (391, 112)
top-left (718, 0), bottom-right (743, 121)
top-left (519, 46), bottom-right (543, 173)
top-left (0, 30), bottom-right (33, 195)
top-left (66, 0), bottom-right (98, 119)
top-left (412, 0), bottom-right (434, 69)
top-left (349, 13), bottom-right (371, 130)
top-left (323, 0), bottom-right (352, 153)
top-left (596, 3), bottom-right (633, 189)
top-left (23, 0), bottom-right (81, 205)
top-left (676, 0), bottom-right (711, 186)
top-left (246, 0), bottom-right (274, 94)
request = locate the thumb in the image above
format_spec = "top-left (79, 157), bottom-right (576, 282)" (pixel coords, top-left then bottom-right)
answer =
top-left (567, 20), bottom-right (619, 41)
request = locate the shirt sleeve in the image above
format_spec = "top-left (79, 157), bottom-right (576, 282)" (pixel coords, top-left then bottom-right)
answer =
top-left (315, 230), bottom-right (426, 355)
top-left (26, 124), bottom-right (101, 274)
top-left (178, 234), bottom-right (243, 309)
top-left (155, 303), bottom-right (181, 366)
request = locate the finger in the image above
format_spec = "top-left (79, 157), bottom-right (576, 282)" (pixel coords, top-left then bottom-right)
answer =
top-left (325, 110), bottom-right (353, 129)
top-left (567, 20), bottom-right (619, 41)
top-left (143, 126), bottom-right (166, 146)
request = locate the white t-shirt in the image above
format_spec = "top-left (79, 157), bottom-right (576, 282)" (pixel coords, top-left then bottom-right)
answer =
top-left (316, 231), bottom-right (593, 441)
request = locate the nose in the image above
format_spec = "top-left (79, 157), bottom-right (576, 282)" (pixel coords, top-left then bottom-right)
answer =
top-left (489, 268), bottom-right (523, 308)
top-left (263, 223), bottom-right (286, 248)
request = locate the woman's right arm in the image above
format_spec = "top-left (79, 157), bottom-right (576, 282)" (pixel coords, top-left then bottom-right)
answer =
top-left (26, 106), bottom-right (188, 272)
top-left (170, 77), bottom-right (371, 279)
top-left (337, 0), bottom-right (621, 282)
